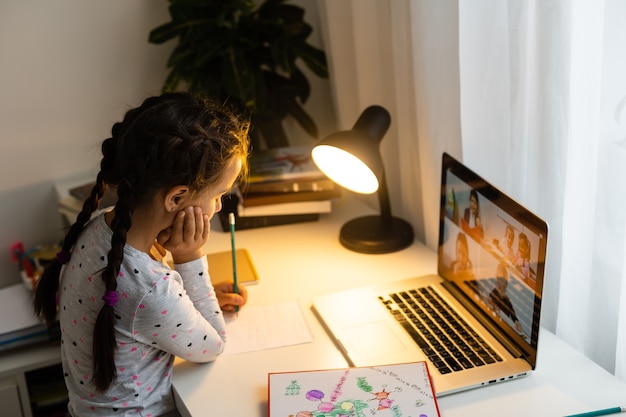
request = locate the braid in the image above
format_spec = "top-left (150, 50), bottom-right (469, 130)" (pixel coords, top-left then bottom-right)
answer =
top-left (34, 173), bottom-right (110, 324)
top-left (91, 183), bottom-right (134, 392)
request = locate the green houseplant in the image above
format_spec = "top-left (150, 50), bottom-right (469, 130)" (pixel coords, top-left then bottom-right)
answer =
top-left (149, 0), bottom-right (328, 149)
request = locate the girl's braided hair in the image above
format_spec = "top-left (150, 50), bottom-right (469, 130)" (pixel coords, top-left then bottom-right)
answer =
top-left (34, 92), bottom-right (250, 392)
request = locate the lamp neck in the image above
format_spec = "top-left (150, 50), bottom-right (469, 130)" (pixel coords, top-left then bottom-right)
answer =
top-left (352, 106), bottom-right (391, 145)
top-left (377, 169), bottom-right (392, 222)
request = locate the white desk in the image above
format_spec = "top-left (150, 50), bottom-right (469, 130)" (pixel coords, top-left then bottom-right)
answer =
top-left (173, 196), bottom-right (626, 417)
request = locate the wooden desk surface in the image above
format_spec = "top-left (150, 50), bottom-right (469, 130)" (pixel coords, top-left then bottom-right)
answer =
top-left (173, 196), bottom-right (626, 417)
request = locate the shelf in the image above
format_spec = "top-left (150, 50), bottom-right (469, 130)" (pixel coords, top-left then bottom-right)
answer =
top-left (26, 363), bottom-right (68, 417)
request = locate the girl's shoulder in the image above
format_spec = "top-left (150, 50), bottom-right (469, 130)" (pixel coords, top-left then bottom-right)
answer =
top-left (119, 256), bottom-right (181, 289)
top-left (114, 261), bottom-right (183, 318)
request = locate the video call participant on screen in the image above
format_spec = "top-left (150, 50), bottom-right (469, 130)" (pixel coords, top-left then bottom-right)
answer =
top-left (489, 263), bottom-right (524, 334)
top-left (461, 189), bottom-right (484, 241)
top-left (450, 232), bottom-right (476, 281)
top-left (515, 233), bottom-right (531, 280)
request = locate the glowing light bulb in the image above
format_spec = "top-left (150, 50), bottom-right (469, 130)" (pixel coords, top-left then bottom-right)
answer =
top-left (312, 145), bottom-right (379, 194)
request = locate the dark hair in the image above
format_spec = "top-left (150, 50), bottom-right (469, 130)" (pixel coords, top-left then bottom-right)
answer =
top-left (518, 232), bottom-right (531, 260)
top-left (469, 189), bottom-right (480, 213)
top-left (34, 92), bottom-right (250, 392)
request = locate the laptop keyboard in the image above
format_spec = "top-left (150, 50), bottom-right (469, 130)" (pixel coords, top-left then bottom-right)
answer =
top-left (379, 286), bottom-right (502, 374)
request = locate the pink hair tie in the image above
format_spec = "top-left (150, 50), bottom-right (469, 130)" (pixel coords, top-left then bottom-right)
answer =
top-left (56, 250), bottom-right (71, 265)
top-left (102, 291), bottom-right (118, 307)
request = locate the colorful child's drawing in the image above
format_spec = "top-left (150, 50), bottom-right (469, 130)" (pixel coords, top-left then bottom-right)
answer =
top-left (268, 362), bottom-right (439, 417)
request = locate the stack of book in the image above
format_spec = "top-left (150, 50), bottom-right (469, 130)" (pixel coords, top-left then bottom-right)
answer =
top-left (219, 145), bottom-right (342, 230)
top-left (55, 175), bottom-right (116, 225)
top-left (54, 146), bottom-right (340, 231)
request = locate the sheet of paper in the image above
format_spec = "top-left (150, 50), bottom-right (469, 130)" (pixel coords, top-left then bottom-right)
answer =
top-left (222, 300), bottom-right (313, 355)
top-left (0, 283), bottom-right (42, 334)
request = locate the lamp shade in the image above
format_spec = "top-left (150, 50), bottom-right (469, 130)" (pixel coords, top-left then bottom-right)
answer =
top-left (311, 105), bottom-right (414, 254)
top-left (312, 105), bottom-right (388, 194)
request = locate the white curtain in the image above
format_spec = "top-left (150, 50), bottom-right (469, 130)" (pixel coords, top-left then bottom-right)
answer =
top-left (319, 0), bottom-right (626, 380)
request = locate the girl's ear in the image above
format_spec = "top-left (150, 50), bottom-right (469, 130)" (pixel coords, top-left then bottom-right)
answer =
top-left (164, 186), bottom-right (190, 213)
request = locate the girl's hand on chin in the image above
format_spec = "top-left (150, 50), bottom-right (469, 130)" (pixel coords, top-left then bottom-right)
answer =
top-left (157, 206), bottom-right (209, 264)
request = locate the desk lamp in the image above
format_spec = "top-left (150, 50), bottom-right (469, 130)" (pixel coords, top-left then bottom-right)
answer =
top-left (311, 105), bottom-right (414, 254)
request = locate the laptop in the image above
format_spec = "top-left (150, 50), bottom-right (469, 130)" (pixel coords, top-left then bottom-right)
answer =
top-left (312, 152), bottom-right (548, 396)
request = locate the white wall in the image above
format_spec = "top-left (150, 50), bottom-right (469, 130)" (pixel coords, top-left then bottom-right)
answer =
top-left (0, 0), bottom-right (334, 287)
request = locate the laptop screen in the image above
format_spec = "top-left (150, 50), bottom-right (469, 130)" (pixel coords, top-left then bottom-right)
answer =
top-left (437, 153), bottom-right (548, 365)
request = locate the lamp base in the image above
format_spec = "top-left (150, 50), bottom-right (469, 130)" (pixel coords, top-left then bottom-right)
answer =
top-left (339, 215), bottom-right (414, 254)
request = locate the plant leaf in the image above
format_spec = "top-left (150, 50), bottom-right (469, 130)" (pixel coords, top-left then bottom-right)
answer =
top-left (149, 22), bottom-right (180, 44)
top-left (222, 47), bottom-right (256, 110)
top-left (295, 43), bottom-right (328, 79)
top-left (282, 96), bottom-right (318, 138)
top-left (163, 70), bottom-right (183, 92)
top-left (253, 116), bottom-right (290, 148)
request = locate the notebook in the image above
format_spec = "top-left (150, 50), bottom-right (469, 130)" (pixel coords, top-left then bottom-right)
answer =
top-left (312, 152), bottom-right (548, 396)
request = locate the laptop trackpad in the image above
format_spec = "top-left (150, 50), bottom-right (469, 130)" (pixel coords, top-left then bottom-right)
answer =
top-left (341, 321), bottom-right (408, 360)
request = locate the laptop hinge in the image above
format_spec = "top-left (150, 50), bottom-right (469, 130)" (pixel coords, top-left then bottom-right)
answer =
top-left (440, 281), bottom-right (525, 359)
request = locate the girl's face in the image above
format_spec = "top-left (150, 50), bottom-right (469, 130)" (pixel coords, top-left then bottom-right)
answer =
top-left (190, 157), bottom-right (242, 220)
top-left (470, 194), bottom-right (478, 214)
top-left (518, 238), bottom-right (529, 257)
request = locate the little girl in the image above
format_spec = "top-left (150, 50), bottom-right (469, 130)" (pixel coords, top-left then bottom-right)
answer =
top-left (34, 92), bottom-right (250, 417)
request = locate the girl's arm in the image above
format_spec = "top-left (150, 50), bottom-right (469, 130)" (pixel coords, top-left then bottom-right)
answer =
top-left (132, 258), bottom-right (227, 362)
